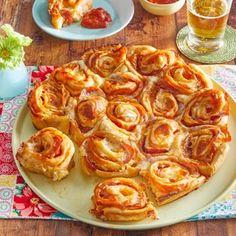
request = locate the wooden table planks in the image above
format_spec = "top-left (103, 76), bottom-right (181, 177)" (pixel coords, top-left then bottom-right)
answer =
top-left (0, 0), bottom-right (236, 235)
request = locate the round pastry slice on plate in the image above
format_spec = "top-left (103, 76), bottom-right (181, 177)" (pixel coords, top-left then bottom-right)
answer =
top-left (181, 125), bottom-right (231, 176)
top-left (49, 60), bottom-right (103, 97)
top-left (181, 89), bottom-right (230, 127)
top-left (139, 118), bottom-right (180, 158)
top-left (126, 45), bottom-right (180, 77)
top-left (82, 44), bottom-right (127, 77)
top-left (91, 177), bottom-right (157, 221)
top-left (163, 61), bottom-right (213, 95)
top-left (102, 71), bottom-right (145, 100)
top-left (140, 156), bottom-right (206, 206)
top-left (28, 80), bottom-right (76, 134)
top-left (140, 79), bottom-right (184, 119)
top-left (79, 131), bottom-right (140, 178)
top-left (70, 87), bottom-right (108, 146)
top-left (16, 127), bottom-right (75, 181)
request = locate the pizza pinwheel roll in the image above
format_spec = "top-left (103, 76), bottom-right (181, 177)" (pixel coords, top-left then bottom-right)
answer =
top-left (106, 97), bottom-right (147, 138)
top-left (48, 0), bottom-right (92, 29)
top-left (181, 125), bottom-right (231, 176)
top-left (141, 156), bottom-right (206, 205)
top-left (28, 80), bottom-right (75, 134)
top-left (127, 45), bottom-right (179, 76)
top-left (181, 89), bottom-right (229, 127)
top-left (140, 118), bottom-right (179, 157)
top-left (70, 87), bottom-right (108, 145)
top-left (164, 62), bottom-right (213, 94)
top-left (103, 72), bottom-right (145, 100)
top-left (49, 61), bottom-right (103, 97)
top-left (91, 177), bottom-right (157, 221)
top-left (80, 131), bottom-right (140, 177)
top-left (16, 127), bottom-right (75, 181)
top-left (82, 44), bottom-right (127, 77)
top-left (141, 80), bottom-right (185, 119)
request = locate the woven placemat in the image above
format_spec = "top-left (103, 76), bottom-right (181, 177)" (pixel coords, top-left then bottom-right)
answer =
top-left (176, 26), bottom-right (236, 64)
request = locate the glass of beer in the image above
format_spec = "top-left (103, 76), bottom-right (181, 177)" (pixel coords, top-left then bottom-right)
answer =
top-left (186, 0), bottom-right (233, 53)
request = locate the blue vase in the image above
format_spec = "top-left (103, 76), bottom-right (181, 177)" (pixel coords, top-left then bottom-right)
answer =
top-left (0, 63), bottom-right (29, 100)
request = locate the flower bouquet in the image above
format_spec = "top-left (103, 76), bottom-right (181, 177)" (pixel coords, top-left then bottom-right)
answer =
top-left (0, 24), bottom-right (32, 100)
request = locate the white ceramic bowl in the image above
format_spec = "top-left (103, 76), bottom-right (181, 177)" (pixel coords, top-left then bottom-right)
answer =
top-left (139, 0), bottom-right (185, 16)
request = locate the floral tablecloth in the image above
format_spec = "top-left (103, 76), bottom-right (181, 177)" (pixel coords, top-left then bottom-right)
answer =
top-left (0, 65), bottom-right (235, 220)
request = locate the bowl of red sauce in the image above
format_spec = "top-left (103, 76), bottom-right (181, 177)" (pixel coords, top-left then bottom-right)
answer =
top-left (139, 0), bottom-right (185, 16)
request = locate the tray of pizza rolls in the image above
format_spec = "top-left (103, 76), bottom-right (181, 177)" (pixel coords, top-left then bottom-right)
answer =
top-left (12, 45), bottom-right (236, 229)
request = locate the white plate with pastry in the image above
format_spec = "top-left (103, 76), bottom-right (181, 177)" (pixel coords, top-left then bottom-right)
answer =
top-left (12, 45), bottom-right (236, 229)
top-left (32, 0), bottom-right (134, 40)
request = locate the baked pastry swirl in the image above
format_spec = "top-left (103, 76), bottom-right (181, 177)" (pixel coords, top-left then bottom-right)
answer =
top-left (50, 61), bottom-right (103, 97)
top-left (16, 127), bottom-right (75, 181)
top-left (163, 62), bottom-right (213, 94)
top-left (28, 80), bottom-right (75, 134)
top-left (91, 177), bottom-right (157, 221)
top-left (140, 118), bottom-right (179, 158)
top-left (127, 45), bottom-right (179, 76)
top-left (103, 72), bottom-right (145, 100)
top-left (181, 125), bottom-right (231, 176)
top-left (141, 80), bottom-right (183, 118)
top-left (80, 131), bottom-right (140, 177)
top-left (181, 89), bottom-right (229, 127)
top-left (141, 156), bottom-right (206, 205)
top-left (22, 45), bottom-right (231, 222)
top-left (70, 87), bottom-right (108, 145)
top-left (82, 44), bottom-right (127, 77)
top-left (106, 98), bottom-right (147, 132)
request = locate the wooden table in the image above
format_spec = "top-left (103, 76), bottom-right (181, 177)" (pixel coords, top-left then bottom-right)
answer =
top-left (1, 0), bottom-right (236, 235)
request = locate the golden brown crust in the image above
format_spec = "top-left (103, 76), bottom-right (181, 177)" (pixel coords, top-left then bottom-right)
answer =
top-left (139, 118), bottom-right (180, 158)
top-left (82, 44), bottom-right (127, 77)
top-left (49, 61), bottom-right (103, 97)
top-left (140, 156), bottom-right (206, 205)
top-left (180, 125), bottom-right (231, 176)
top-left (181, 89), bottom-right (229, 127)
top-left (91, 177), bottom-right (157, 221)
top-left (22, 45), bottom-right (231, 221)
top-left (163, 62), bottom-right (213, 94)
top-left (27, 80), bottom-right (76, 134)
top-left (70, 87), bottom-right (108, 146)
top-left (16, 127), bottom-right (75, 181)
top-left (127, 45), bottom-right (181, 77)
top-left (79, 131), bottom-right (140, 178)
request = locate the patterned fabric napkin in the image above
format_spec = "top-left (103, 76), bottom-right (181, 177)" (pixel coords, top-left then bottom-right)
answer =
top-left (0, 65), bottom-right (235, 220)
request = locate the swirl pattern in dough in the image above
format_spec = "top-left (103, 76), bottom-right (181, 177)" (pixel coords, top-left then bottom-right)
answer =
top-left (80, 131), bottom-right (140, 177)
top-left (82, 44), bottom-right (127, 77)
top-left (28, 80), bottom-right (75, 134)
top-left (181, 89), bottom-right (229, 127)
top-left (105, 98), bottom-right (147, 139)
top-left (181, 125), bottom-right (231, 176)
top-left (141, 80), bottom-right (183, 118)
top-left (91, 177), bottom-right (157, 221)
top-left (50, 61), bottom-right (103, 97)
top-left (127, 46), bottom-right (179, 76)
top-left (164, 62), bottom-right (213, 94)
top-left (70, 87), bottom-right (108, 145)
top-left (103, 72), bottom-right (145, 100)
top-left (140, 118), bottom-right (179, 157)
top-left (141, 156), bottom-right (206, 205)
top-left (16, 127), bottom-right (75, 181)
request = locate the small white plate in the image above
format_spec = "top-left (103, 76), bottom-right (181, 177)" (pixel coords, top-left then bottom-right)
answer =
top-left (32, 0), bottom-right (134, 41)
